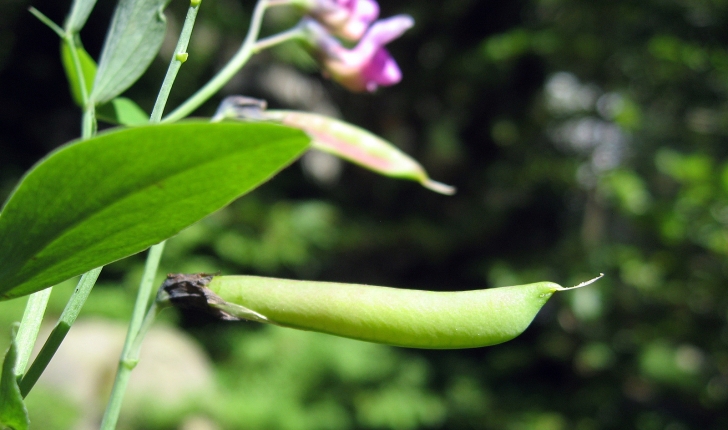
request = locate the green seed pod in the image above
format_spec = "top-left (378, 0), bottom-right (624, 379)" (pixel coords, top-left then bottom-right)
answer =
top-left (161, 274), bottom-right (602, 349)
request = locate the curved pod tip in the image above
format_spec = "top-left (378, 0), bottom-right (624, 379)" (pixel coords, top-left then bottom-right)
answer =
top-left (422, 179), bottom-right (456, 195)
top-left (557, 273), bottom-right (605, 291)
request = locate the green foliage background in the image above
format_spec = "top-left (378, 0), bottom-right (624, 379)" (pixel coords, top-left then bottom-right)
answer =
top-left (1, 0), bottom-right (727, 428)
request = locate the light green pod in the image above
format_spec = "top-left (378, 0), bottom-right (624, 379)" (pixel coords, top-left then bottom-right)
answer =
top-left (161, 274), bottom-right (600, 349)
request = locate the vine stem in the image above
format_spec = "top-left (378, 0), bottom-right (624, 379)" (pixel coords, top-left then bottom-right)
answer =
top-left (99, 242), bottom-right (165, 430)
top-left (99, 1), bottom-right (204, 427)
top-left (61, 9), bottom-right (97, 138)
top-left (150, 0), bottom-right (202, 123)
top-left (163, 0), bottom-right (299, 123)
top-left (13, 288), bottom-right (52, 378)
top-left (65, 29), bottom-right (96, 138)
top-left (253, 25), bottom-right (305, 52)
top-left (18, 267), bottom-right (102, 397)
top-left (29, 6), bottom-right (96, 138)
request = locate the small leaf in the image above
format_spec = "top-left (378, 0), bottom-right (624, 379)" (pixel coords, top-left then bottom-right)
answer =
top-left (90, 0), bottom-right (171, 104)
top-left (97, 97), bottom-right (149, 126)
top-left (61, 39), bottom-right (97, 106)
top-left (0, 122), bottom-right (309, 300)
top-left (0, 327), bottom-right (30, 430)
top-left (64, 0), bottom-right (98, 34)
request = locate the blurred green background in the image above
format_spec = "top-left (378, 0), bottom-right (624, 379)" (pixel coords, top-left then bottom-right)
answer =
top-left (1, 0), bottom-right (728, 428)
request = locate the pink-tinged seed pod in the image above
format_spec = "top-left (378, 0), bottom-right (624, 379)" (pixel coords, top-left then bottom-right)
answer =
top-left (264, 109), bottom-right (456, 195)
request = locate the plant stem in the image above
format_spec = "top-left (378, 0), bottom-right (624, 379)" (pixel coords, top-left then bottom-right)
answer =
top-left (68, 34), bottom-right (97, 139)
top-left (54, 9), bottom-right (96, 138)
top-left (27, 7), bottom-right (95, 137)
top-left (27, 7), bottom-right (64, 38)
top-left (66, 34), bottom-right (90, 106)
top-left (149, 0), bottom-right (202, 123)
top-left (13, 288), bottom-right (52, 378)
top-left (162, 0), bottom-right (272, 123)
top-left (99, 1), bottom-right (204, 426)
top-left (253, 26), bottom-right (305, 52)
top-left (18, 267), bottom-right (102, 397)
top-left (99, 242), bottom-right (165, 430)
top-left (81, 104), bottom-right (97, 140)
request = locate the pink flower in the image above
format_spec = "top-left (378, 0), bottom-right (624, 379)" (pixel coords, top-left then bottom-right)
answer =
top-left (307, 0), bottom-right (379, 41)
top-left (304, 15), bottom-right (414, 92)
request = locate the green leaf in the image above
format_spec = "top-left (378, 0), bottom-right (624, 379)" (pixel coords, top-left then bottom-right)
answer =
top-left (59, 38), bottom-right (148, 123)
top-left (64, 0), bottom-right (98, 34)
top-left (0, 327), bottom-right (29, 430)
top-left (61, 39), bottom-right (97, 107)
top-left (0, 122), bottom-right (309, 300)
top-left (97, 97), bottom-right (149, 126)
top-left (90, 0), bottom-right (171, 104)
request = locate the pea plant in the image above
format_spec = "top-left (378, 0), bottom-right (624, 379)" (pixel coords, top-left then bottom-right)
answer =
top-left (0, 0), bottom-right (598, 428)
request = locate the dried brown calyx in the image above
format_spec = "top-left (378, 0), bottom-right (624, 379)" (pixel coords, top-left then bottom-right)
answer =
top-left (159, 273), bottom-right (269, 323)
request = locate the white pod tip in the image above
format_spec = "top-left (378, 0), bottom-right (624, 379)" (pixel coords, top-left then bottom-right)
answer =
top-left (559, 273), bottom-right (605, 291)
top-left (422, 179), bottom-right (456, 195)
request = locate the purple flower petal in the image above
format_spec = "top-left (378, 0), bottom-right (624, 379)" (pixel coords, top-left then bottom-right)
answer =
top-left (365, 15), bottom-right (415, 46)
top-left (362, 48), bottom-right (402, 92)
top-left (309, 0), bottom-right (380, 41)
top-left (303, 14), bottom-right (413, 92)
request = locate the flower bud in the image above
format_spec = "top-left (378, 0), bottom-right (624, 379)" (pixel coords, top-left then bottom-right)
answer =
top-left (306, 0), bottom-right (379, 41)
top-left (304, 15), bottom-right (414, 92)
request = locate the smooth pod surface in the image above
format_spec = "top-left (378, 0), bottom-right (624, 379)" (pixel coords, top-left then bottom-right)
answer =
top-left (198, 276), bottom-right (566, 349)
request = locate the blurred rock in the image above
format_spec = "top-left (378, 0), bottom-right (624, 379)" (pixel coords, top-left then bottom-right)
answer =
top-left (32, 318), bottom-right (214, 430)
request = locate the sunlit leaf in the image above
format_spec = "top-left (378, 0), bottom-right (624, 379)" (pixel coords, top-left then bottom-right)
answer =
top-left (0, 122), bottom-right (309, 300)
top-left (64, 0), bottom-right (98, 34)
top-left (0, 326), bottom-right (29, 430)
top-left (97, 97), bottom-right (149, 126)
top-left (60, 39), bottom-right (96, 106)
top-left (90, 0), bottom-right (171, 104)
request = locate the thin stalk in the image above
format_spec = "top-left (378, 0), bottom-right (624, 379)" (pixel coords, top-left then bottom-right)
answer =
top-left (253, 26), bottom-right (305, 52)
top-left (66, 34), bottom-right (90, 107)
top-left (81, 104), bottom-right (96, 139)
top-left (127, 301), bottom-right (162, 362)
top-left (162, 0), bottom-right (273, 123)
top-left (27, 7), bottom-right (64, 38)
top-left (18, 267), bottom-right (102, 397)
top-left (149, 0), bottom-right (202, 123)
top-left (28, 7), bottom-right (95, 137)
top-left (67, 34), bottom-right (97, 139)
top-left (266, 0), bottom-right (296, 6)
top-left (66, 21), bottom-right (96, 138)
top-left (99, 242), bottom-right (165, 430)
top-left (13, 288), bottom-right (52, 378)
top-left (100, 1), bottom-right (204, 426)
